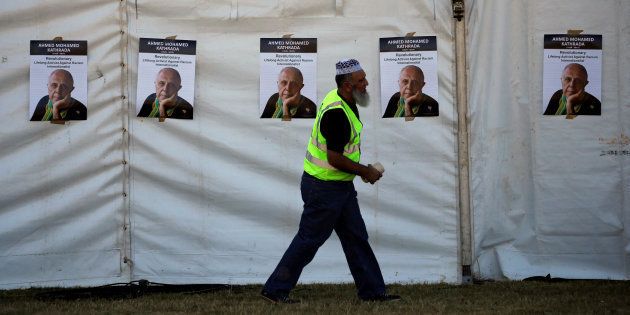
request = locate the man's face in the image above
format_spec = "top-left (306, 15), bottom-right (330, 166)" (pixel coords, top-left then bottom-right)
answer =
top-left (277, 69), bottom-right (304, 98)
top-left (350, 70), bottom-right (370, 106)
top-left (47, 71), bottom-right (74, 102)
top-left (155, 70), bottom-right (182, 101)
top-left (350, 70), bottom-right (369, 92)
top-left (398, 67), bottom-right (425, 99)
top-left (561, 65), bottom-right (588, 97)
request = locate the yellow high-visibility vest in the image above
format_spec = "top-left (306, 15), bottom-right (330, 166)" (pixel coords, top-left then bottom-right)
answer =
top-left (304, 89), bottom-right (362, 181)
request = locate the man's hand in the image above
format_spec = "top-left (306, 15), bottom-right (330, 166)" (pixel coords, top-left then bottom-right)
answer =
top-left (362, 164), bottom-right (383, 185)
top-left (327, 150), bottom-right (383, 184)
top-left (404, 91), bottom-right (423, 117)
top-left (159, 94), bottom-right (178, 117)
top-left (565, 89), bottom-right (585, 115)
top-left (281, 92), bottom-right (301, 115)
top-left (52, 94), bottom-right (73, 120)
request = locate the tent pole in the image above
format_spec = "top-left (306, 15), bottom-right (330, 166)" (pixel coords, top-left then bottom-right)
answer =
top-left (453, 0), bottom-right (472, 284)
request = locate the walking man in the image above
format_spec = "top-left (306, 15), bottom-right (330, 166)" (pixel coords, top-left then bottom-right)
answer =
top-left (262, 59), bottom-right (401, 303)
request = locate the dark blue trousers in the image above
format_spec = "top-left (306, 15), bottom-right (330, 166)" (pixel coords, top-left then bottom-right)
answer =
top-left (263, 172), bottom-right (386, 299)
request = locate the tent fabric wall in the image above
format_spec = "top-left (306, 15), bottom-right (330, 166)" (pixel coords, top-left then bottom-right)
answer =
top-left (126, 0), bottom-right (460, 285)
top-left (0, 0), bottom-right (460, 288)
top-left (468, 0), bottom-right (630, 280)
top-left (0, 1), bottom-right (129, 288)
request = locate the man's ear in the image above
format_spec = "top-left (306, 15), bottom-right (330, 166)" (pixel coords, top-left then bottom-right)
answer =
top-left (341, 80), bottom-right (352, 92)
top-left (70, 86), bottom-right (75, 93)
top-left (177, 85), bottom-right (182, 91)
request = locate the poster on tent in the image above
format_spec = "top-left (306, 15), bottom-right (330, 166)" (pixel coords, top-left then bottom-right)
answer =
top-left (259, 38), bottom-right (317, 119)
top-left (379, 36), bottom-right (439, 118)
top-left (29, 40), bottom-right (88, 121)
top-left (136, 38), bottom-right (196, 120)
top-left (542, 34), bottom-right (602, 116)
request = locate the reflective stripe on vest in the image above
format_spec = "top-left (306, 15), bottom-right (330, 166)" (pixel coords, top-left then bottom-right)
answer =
top-left (309, 137), bottom-right (361, 155)
top-left (303, 89), bottom-right (362, 181)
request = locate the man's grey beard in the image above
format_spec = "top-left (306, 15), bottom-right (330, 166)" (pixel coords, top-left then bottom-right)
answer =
top-left (352, 89), bottom-right (370, 107)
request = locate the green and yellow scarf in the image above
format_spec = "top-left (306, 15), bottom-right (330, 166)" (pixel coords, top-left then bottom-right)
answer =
top-left (394, 97), bottom-right (419, 117)
top-left (41, 99), bottom-right (68, 121)
top-left (148, 98), bottom-right (175, 118)
top-left (271, 96), bottom-right (299, 118)
top-left (555, 95), bottom-right (581, 115)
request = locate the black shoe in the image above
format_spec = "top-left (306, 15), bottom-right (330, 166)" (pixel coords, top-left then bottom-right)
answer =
top-left (261, 290), bottom-right (300, 304)
top-left (362, 294), bottom-right (402, 302)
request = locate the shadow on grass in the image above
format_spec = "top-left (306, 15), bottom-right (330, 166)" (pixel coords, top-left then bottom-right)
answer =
top-left (35, 279), bottom-right (233, 300)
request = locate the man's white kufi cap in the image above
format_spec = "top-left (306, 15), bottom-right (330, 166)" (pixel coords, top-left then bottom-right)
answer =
top-left (335, 58), bottom-right (363, 75)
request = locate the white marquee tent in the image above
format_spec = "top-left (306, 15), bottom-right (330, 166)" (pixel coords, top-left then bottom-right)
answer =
top-left (0, 0), bottom-right (628, 289)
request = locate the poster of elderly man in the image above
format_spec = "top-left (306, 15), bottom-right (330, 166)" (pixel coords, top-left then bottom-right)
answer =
top-left (542, 34), bottom-right (602, 117)
top-left (136, 38), bottom-right (197, 120)
top-left (259, 38), bottom-right (317, 120)
top-left (29, 40), bottom-right (88, 121)
top-left (379, 36), bottom-right (439, 118)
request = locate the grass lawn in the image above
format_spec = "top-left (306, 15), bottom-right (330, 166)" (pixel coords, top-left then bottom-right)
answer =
top-left (1, 280), bottom-right (629, 314)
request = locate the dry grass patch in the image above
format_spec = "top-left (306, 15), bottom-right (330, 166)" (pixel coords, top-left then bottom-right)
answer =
top-left (1, 280), bottom-right (629, 314)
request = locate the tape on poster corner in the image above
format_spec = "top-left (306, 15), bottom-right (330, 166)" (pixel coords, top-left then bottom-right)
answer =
top-left (335, 0), bottom-right (343, 16)
top-left (566, 29), bottom-right (583, 36)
